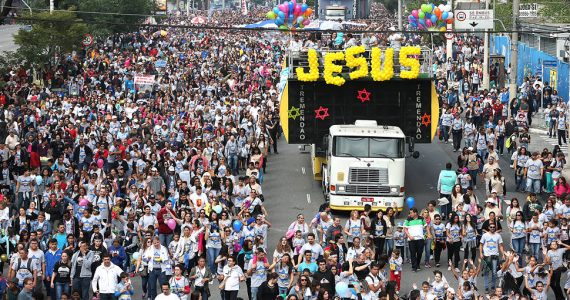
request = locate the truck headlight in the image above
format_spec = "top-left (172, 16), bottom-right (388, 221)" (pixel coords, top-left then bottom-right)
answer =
top-left (390, 187), bottom-right (398, 193)
top-left (338, 186), bottom-right (345, 192)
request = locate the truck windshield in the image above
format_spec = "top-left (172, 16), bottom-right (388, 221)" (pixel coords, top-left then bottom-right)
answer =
top-left (333, 136), bottom-right (404, 158)
top-left (326, 9), bottom-right (345, 16)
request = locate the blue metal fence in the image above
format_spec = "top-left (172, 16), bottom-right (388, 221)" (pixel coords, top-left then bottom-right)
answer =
top-left (491, 35), bottom-right (569, 102)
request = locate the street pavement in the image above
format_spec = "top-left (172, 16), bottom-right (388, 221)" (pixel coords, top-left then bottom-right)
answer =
top-left (0, 25), bottom-right (20, 53)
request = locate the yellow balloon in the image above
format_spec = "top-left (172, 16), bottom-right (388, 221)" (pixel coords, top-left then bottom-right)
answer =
top-left (439, 27), bottom-right (446, 32)
top-left (1, 254), bottom-right (7, 262)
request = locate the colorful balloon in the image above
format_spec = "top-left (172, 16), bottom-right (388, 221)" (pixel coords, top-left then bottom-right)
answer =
top-left (277, 11), bottom-right (285, 19)
top-left (418, 11), bottom-right (425, 19)
top-left (431, 14), bottom-right (437, 23)
top-left (406, 196), bottom-right (415, 208)
top-left (167, 219), bottom-right (176, 230)
top-left (305, 8), bottom-right (313, 16)
top-left (301, 3), bottom-right (308, 12)
top-left (447, 12), bottom-right (453, 19)
top-left (426, 19), bottom-right (432, 27)
top-left (297, 16), bottom-right (304, 23)
top-left (302, 19), bottom-right (310, 25)
top-left (434, 8), bottom-right (441, 17)
top-left (232, 220), bottom-right (243, 232)
top-left (412, 9), bottom-right (419, 19)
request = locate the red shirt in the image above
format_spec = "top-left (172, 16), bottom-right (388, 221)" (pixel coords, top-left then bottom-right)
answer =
top-left (156, 207), bottom-right (174, 234)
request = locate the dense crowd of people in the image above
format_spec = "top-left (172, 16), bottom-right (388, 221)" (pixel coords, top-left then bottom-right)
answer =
top-left (0, 2), bottom-right (569, 300)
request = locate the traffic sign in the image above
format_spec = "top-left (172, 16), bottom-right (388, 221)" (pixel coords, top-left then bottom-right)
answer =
top-left (454, 9), bottom-right (494, 30)
top-left (519, 3), bottom-right (539, 18)
top-left (82, 34), bottom-right (94, 47)
top-left (445, 32), bottom-right (455, 40)
top-left (543, 60), bottom-right (557, 68)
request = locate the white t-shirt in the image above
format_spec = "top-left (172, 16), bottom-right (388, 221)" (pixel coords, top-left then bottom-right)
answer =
top-left (222, 265), bottom-right (244, 291)
top-left (298, 243), bottom-right (324, 263)
top-left (480, 232), bottom-right (503, 256)
top-left (155, 293), bottom-right (181, 300)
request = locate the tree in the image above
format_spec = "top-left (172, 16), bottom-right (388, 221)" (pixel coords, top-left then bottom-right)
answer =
top-left (75, 0), bottom-right (156, 38)
top-left (13, 11), bottom-right (88, 69)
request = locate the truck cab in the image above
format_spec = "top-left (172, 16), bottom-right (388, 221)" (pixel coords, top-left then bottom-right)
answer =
top-left (324, 5), bottom-right (347, 20)
top-left (323, 120), bottom-right (416, 212)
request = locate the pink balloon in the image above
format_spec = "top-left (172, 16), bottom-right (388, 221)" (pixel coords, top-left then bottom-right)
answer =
top-left (97, 159), bottom-right (104, 168)
top-left (167, 219), bottom-right (176, 230)
top-left (79, 199), bottom-right (89, 206)
top-left (426, 19), bottom-right (433, 27)
top-left (280, 3), bottom-right (288, 13)
top-left (294, 4), bottom-right (302, 15)
top-left (302, 19), bottom-right (310, 25)
top-left (412, 9), bottom-right (419, 19)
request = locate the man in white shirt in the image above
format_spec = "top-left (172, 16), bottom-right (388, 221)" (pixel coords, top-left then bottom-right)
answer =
top-left (92, 254), bottom-right (123, 299)
top-left (156, 282), bottom-right (181, 300)
top-left (479, 224), bottom-right (504, 293)
top-left (190, 186), bottom-right (208, 212)
top-left (220, 256), bottom-right (245, 299)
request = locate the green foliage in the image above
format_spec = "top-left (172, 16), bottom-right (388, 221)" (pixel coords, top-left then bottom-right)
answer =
top-left (0, 51), bottom-right (24, 73)
top-left (13, 11), bottom-right (87, 68)
top-left (76, 0), bottom-right (156, 37)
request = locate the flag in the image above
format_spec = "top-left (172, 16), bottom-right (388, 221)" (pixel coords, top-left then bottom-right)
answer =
top-left (241, 0), bottom-right (248, 15)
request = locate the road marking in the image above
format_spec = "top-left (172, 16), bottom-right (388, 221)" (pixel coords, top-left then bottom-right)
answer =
top-left (301, 167), bottom-right (306, 174)
top-left (306, 194), bottom-right (311, 203)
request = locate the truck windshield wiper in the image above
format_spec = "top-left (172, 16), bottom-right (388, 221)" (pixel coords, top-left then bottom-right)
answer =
top-left (339, 152), bottom-right (361, 161)
top-left (371, 153), bottom-right (395, 161)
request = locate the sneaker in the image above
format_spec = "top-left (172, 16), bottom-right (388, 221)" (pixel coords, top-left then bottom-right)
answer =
top-left (417, 267), bottom-right (421, 271)
top-left (435, 263), bottom-right (441, 267)
top-left (430, 255), bottom-right (434, 260)
top-left (425, 263), bottom-right (432, 268)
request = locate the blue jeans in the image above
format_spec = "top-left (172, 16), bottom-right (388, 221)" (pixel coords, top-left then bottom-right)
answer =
top-left (385, 239), bottom-right (394, 257)
top-left (148, 269), bottom-right (166, 299)
top-left (468, 170), bottom-right (478, 187)
top-left (424, 238), bottom-right (432, 264)
top-left (483, 256), bottom-right (499, 290)
top-left (251, 286), bottom-right (259, 300)
top-left (526, 178), bottom-right (541, 194)
top-left (72, 277), bottom-right (91, 300)
top-left (228, 154), bottom-right (238, 175)
top-left (529, 242), bottom-right (541, 260)
top-left (441, 126), bottom-right (450, 142)
top-left (55, 282), bottom-right (70, 300)
top-left (207, 247), bottom-right (221, 273)
top-left (511, 237), bottom-right (525, 265)
top-left (159, 233), bottom-right (173, 247)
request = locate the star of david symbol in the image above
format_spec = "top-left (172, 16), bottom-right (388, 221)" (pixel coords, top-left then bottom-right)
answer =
top-left (314, 106), bottom-right (330, 121)
top-left (420, 113), bottom-right (431, 127)
top-left (356, 88), bottom-right (371, 103)
top-left (288, 106), bottom-right (301, 120)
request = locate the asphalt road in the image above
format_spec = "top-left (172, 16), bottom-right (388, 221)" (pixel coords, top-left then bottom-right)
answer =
top-left (0, 25), bottom-right (20, 53)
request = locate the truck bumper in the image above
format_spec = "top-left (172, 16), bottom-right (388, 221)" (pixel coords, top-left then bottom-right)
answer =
top-left (329, 194), bottom-right (404, 212)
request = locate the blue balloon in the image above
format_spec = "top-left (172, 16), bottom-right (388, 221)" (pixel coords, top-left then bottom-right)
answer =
top-left (430, 15), bottom-right (437, 24)
top-left (273, 7), bottom-right (280, 14)
top-left (288, 1), bottom-right (294, 13)
top-left (301, 3), bottom-right (308, 12)
top-left (232, 220), bottom-right (243, 232)
top-left (442, 11), bottom-right (448, 20)
top-left (419, 19), bottom-right (426, 25)
top-left (406, 196), bottom-right (415, 208)
top-left (277, 11), bottom-right (285, 19)
top-left (288, 13), bottom-right (294, 19)
top-left (431, 3), bottom-right (436, 10)
top-left (411, 22), bottom-right (418, 27)
top-left (275, 18), bottom-right (284, 25)
top-left (336, 282), bottom-right (350, 297)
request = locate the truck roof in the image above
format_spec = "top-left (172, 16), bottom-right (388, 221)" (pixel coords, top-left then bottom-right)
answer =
top-left (329, 123), bottom-right (405, 138)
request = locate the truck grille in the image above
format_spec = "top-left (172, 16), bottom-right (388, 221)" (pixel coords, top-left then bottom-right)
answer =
top-left (345, 185), bottom-right (391, 195)
top-left (349, 168), bottom-right (388, 184)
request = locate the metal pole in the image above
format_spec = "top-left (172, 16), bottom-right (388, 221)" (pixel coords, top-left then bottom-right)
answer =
top-left (508, 0), bottom-right (519, 118)
top-left (446, 0), bottom-right (453, 60)
top-left (397, 0), bottom-right (402, 31)
top-left (482, 0), bottom-right (490, 90)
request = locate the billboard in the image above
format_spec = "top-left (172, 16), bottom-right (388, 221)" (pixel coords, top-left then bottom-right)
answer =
top-left (280, 79), bottom-right (438, 145)
top-left (156, 0), bottom-right (167, 11)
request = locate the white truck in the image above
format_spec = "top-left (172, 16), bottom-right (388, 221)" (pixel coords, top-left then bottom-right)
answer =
top-left (320, 120), bottom-right (419, 212)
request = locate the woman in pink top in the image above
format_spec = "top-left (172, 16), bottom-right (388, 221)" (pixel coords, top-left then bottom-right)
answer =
top-left (555, 176), bottom-right (570, 199)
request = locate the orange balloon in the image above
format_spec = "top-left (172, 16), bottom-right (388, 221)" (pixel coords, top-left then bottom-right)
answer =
top-left (305, 8), bottom-right (313, 16)
top-left (434, 7), bottom-right (441, 17)
top-left (446, 19), bottom-right (453, 24)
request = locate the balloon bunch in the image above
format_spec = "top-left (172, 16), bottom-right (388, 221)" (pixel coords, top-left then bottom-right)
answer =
top-left (408, 3), bottom-right (453, 32)
top-left (266, 1), bottom-right (313, 30)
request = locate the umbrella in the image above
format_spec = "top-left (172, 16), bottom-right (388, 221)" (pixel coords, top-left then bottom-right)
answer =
top-left (191, 16), bottom-right (206, 24)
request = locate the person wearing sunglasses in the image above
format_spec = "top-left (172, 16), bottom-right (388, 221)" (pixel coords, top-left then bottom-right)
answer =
top-left (479, 223), bottom-right (504, 293)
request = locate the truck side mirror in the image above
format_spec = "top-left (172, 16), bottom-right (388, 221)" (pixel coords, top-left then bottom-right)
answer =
top-left (406, 136), bottom-right (415, 153)
top-left (412, 151), bottom-right (420, 159)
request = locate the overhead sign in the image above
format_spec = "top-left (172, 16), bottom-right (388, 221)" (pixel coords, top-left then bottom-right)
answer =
top-left (454, 9), bottom-right (494, 30)
top-left (519, 3), bottom-right (539, 18)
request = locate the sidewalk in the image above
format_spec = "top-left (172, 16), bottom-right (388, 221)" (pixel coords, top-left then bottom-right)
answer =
top-left (526, 108), bottom-right (570, 179)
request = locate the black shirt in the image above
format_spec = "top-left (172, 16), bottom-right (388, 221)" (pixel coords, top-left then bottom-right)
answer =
top-left (313, 269), bottom-right (335, 295)
top-left (53, 261), bottom-right (71, 283)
